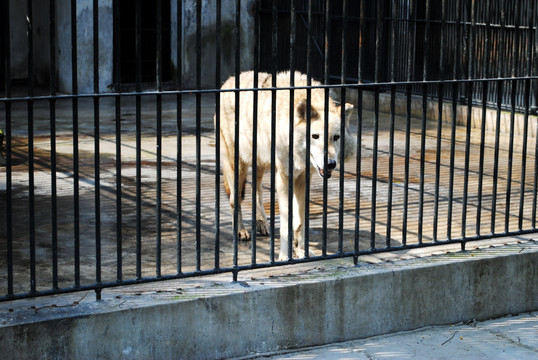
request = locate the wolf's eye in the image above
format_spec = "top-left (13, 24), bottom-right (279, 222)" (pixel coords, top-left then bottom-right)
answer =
top-left (312, 134), bottom-right (320, 140)
top-left (333, 135), bottom-right (340, 141)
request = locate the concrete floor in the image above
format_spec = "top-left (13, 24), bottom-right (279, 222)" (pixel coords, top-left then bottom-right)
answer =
top-left (0, 91), bottom-right (537, 296)
top-left (249, 311), bottom-right (538, 360)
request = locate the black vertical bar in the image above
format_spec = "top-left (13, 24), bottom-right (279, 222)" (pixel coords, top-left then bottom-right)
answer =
top-left (71, 0), bottom-right (80, 288)
top-left (270, 0), bottom-right (277, 262)
top-left (519, 0), bottom-right (536, 230)
top-left (251, 0), bottom-right (259, 265)
top-left (519, 85), bottom-right (531, 230)
top-left (156, 0), bottom-right (163, 277)
top-left (505, 0), bottom-right (522, 233)
top-left (371, 0), bottom-right (382, 249)
top-left (403, 0), bottom-right (415, 246)
top-left (476, 0), bottom-right (492, 236)
top-left (288, 0), bottom-right (296, 260)
top-left (214, 0), bottom-right (222, 269)
top-left (27, 0), bottom-right (36, 294)
top-left (338, 0), bottom-right (348, 255)
top-left (322, 0), bottom-right (330, 256)
top-left (448, 0), bottom-right (462, 240)
top-left (535, 122), bottom-right (538, 229)
top-left (434, 0), bottom-right (447, 242)
top-left (491, 8), bottom-right (506, 234)
top-left (113, 0), bottom-right (122, 282)
top-left (176, 0), bottom-right (183, 274)
top-left (232, 0), bottom-right (241, 269)
top-left (50, 0), bottom-right (58, 290)
top-left (4, 0), bottom-right (13, 297)
top-left (534, 0), bottom-right (538, 230)
top-left (196, 0), bottom-right (202, 271)
top-left (418, 0), bottom-right (430, 244)
top-left (354, 0), bottom-right (365, 258)
top-left (387, 0), bottom-right (397, 247)
top-left (461, 0), bottom-right (476, 241)
top-left (304, 0), bottom-right (312, 259)
top-left (135, 0), bottom-right (142, 279)
top-left (531, 0), bottom-right (538, 116)
top-left (93, 0), bottom-right (101, 298)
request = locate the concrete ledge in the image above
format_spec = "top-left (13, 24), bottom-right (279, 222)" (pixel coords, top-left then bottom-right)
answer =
top-left (334, 88), bottom-right (538, 140)
top-left (1, 238), bottom-right (537, 359)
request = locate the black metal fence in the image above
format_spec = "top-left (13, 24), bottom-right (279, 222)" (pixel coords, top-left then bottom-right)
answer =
top-left (1, 0), bottom-right (537, 302)
top-left (260, 0), bottom-right (538, 111)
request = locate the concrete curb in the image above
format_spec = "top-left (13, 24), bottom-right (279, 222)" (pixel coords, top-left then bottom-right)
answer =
top-left (1, 238), bottom-right (537, 359)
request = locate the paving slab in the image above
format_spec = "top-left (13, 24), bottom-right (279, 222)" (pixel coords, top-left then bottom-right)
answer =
top-left (249, 312), bottom-right (538, 360)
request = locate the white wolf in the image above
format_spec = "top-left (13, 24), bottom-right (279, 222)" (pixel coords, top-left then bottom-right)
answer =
top-left (216, 71), bottom-right (355, 260)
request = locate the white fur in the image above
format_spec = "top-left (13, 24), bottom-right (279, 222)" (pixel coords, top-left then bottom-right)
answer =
top-left (216, 71), bottom-right (355, 260)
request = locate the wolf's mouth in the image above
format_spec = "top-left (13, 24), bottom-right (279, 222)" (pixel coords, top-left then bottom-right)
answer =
top-left (317, 167), bottom-right (333, 178)
top-left (312, 155), bottom-right (333, 178)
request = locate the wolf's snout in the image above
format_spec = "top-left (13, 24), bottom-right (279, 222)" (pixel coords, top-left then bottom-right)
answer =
top-left (327, 159), bottom-right (337, 170)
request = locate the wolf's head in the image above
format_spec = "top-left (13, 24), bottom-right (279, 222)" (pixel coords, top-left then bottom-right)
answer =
top-left (295, 99), bottom-right (355, 178)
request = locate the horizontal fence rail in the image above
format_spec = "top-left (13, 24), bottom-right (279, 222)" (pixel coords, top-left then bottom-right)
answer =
top-left (1, 0), bottom-right (537, 301)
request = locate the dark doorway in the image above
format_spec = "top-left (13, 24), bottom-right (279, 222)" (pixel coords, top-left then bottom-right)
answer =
top-left (117, 0), bottom-right (171, 84)
top-left (1, 2), bottom-right (5, 87)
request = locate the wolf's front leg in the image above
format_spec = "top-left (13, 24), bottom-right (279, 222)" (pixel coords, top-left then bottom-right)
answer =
top-left (276, 173), bottom-right (291, 261)
top-left (292, 175), bottom-right (315, 258)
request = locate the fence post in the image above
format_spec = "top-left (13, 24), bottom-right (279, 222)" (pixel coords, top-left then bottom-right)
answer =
top-left (531, 30), bottom-right (538, 115)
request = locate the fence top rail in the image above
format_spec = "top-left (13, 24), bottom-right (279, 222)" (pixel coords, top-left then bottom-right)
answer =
top-left (2, 76), bottom-right (538, 103)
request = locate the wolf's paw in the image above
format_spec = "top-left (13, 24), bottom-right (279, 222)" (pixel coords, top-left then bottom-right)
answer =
top-left (278, 251), bottom-right (290, 261)
top-left (238, 229), bottom-right (251, 241)
top-left (256, 219), bottom-right (269, 236)
top-left (294, 248), bottom-right (316, 259)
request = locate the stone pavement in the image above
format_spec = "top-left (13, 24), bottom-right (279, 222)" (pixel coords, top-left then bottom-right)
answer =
top-left (248, 311), bottom-right (538, 360)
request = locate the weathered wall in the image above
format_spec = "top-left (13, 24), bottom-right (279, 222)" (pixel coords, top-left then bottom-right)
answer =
top-left (7, 0), bottom-right (255, 93)
top-left (55, 0), bottom-right (114, 94)
top-left (7, 0), bottom-right (113, 93)
top-left (7, 0), bottom-right (51, 85)
top-left (171, 0), bottom-right (256, 89)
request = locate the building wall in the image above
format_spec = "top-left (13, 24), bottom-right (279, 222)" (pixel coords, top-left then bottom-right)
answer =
top-left (7, 0), bottom-right (36, 82)
top-left (56, 0), bottom-right (114, 94)
top-left (6, 0), bottom-right (255, 94)
top-left (172, 0), bottom-right (256, 89)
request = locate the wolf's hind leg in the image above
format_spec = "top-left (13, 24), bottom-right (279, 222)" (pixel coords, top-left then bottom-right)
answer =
top-left (235, 160), bottom-right (250, 240)
top-left (255, 166), bottom-right (269, 236)
top-left (221, 136), bottom-right (250, 241)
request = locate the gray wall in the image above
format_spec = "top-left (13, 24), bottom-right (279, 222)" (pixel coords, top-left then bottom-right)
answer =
top-left (6, 0), bottom-right (255, 94)
top-left (7, 0), bottom-right (27, 81)
top-left (172, 0), bottom-right (256, 89)
top-left (7, 0), bottom-right (51, 84)
top-left (56, 0), bottom-right (114, 94)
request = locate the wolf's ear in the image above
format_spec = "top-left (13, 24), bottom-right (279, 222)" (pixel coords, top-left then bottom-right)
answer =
top-left (296, 98), bottom-right (319, 123)
top-left (342, 102), bottom-right (357, 161)
top-left (344, 103), bottom-right (354, 121)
